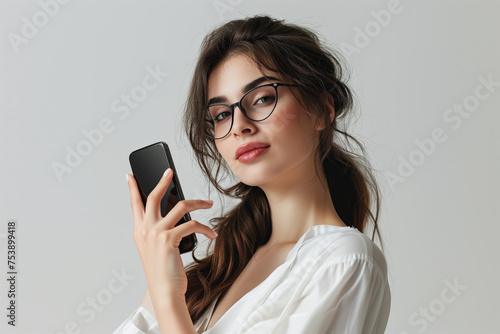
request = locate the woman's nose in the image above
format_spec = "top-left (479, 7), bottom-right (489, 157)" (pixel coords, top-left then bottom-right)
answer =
top-left (230, 105), bottom-right (255, 136)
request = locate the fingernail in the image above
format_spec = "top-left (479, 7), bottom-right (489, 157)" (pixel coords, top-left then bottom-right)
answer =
top-left (125, 174), bottom-right (129, 182)
top-left (213, 231), bottom-right (218, 237)
top-left (163, 168), bottom-right (172, 178)
top-left (204, 200), bottom-right (214, 205)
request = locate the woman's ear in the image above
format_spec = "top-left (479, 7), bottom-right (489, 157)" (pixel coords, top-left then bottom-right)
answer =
top-left (315, 92), bottom-right (335, 131)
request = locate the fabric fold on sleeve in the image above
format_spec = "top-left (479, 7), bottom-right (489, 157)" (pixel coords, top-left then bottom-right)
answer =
top-left (112, 306), bottom-right (161, 334)
top-left (271, 255), bottom-right (391, 334)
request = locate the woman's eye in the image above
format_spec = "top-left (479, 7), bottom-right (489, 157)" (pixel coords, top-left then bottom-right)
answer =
top-left (214, 111), bottom-right (230, 122)
top-left (255, 95), bottom-right (274, 105)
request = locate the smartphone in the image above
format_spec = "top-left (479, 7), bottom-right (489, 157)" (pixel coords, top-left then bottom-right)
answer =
top-left (129, 141), bottom-right (197, 254)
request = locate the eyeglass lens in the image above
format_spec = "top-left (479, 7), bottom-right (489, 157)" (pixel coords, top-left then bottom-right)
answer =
top-left (205, 85), bottom-right (278, 139)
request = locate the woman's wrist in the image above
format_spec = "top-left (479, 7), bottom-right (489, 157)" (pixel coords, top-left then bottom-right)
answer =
top-left (141, 286), bottom-right (156, 317)
top-left (153, 293), bottom-right (196, 334)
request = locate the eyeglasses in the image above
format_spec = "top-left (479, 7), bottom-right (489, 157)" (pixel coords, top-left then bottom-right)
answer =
top-left (203, 82), bottom-right (297, 140)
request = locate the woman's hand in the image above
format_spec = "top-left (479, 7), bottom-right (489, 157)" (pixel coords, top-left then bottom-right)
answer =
top-left (125, 168), bottom-right (217, 301)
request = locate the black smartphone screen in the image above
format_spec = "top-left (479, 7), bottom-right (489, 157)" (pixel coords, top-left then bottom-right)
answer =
top-left (129, 142), bottom-right (197, 254)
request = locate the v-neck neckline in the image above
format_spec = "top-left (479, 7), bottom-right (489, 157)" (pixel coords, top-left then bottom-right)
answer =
top-left (202, 224), bottom-right (356, 332)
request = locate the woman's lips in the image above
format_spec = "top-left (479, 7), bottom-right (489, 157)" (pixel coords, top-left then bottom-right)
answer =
top-left (235, 142), bottom-right (271, 159)
top-left (237, 146), bottom-right (270, 163)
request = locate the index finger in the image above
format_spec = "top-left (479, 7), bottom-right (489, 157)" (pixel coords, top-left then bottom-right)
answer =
top-left (126, 173), bottom-right (145, 226)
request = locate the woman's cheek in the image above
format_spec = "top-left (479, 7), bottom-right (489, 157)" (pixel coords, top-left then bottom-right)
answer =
top-left (269, 108), bottom-right (299, 133)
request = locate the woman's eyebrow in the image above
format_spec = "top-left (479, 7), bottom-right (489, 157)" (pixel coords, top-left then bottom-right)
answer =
top-left (207, 75), bottom-right (281, 105)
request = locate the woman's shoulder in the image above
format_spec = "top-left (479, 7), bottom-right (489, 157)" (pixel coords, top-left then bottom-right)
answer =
top-left (299, 225), bottom-right (388, 279)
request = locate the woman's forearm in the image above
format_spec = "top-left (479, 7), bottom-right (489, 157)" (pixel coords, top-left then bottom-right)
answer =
top-left (152, 293), bottom-right (197, 334)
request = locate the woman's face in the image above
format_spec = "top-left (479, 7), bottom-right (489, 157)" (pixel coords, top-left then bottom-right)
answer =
top-left (207, 53), bottom-right (320, 187)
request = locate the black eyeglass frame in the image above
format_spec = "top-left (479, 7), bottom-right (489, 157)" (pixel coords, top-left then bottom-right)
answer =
top-left (204, 82), bottom-right (298, 140)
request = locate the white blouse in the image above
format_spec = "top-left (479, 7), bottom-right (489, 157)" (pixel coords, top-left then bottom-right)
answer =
top-left (113, 224), bottom-right (391, 334)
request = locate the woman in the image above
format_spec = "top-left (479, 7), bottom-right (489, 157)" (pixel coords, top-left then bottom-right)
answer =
top-left (114, 15), bottom-right (391, 334)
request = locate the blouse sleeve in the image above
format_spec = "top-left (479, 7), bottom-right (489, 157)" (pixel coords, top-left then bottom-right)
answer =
top-left (275, 254), bottom-right (391, 334)
top-left (112, 306), bottom-right (161, 334)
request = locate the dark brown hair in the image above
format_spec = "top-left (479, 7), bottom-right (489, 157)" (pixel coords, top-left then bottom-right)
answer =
top-left (181, 14), bottom-right (383, 324)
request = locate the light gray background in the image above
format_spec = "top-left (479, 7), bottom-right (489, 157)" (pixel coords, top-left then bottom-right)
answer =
top-left (1, 0), bottom-right (498, 333)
